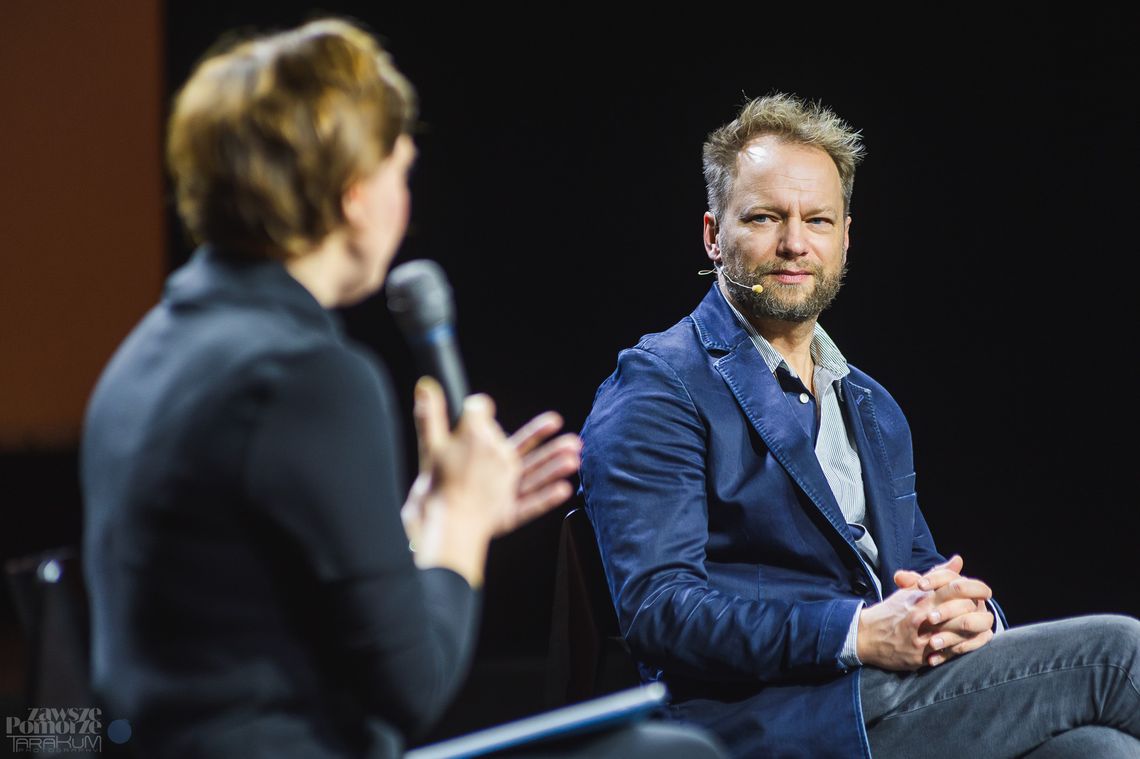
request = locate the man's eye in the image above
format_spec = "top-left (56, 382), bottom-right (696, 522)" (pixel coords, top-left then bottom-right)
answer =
top-left (808, 218), bottom-right (833, 226)
top-left (750, 215), bottom-right (774, 223)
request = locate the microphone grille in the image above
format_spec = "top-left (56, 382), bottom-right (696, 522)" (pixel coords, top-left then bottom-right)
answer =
top-left (385, 259), bottom-right (455, 332)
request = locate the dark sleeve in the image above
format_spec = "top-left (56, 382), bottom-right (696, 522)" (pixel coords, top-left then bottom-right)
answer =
top-left (244, 345), bottom-right (478, 736)
top-left (581, 347), bottom-right (861, 683)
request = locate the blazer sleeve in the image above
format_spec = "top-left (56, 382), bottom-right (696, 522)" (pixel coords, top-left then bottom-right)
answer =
top-left (244, 345), bottom-right (478, 737)
top-left (581, 346), bottom-right (861, 683)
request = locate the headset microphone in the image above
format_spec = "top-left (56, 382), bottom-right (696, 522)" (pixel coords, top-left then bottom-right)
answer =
top-left (698, 263), bottom-right (764, 294)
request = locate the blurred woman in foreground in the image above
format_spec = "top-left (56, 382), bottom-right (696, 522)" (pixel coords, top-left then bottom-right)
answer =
top-left (81, 19), bottom-right (581, 757)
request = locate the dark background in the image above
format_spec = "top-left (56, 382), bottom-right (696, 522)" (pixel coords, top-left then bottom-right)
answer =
top-left (3, 1), bottom-right (1137, 745)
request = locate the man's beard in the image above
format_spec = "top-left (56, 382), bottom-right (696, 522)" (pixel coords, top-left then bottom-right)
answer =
top-left (722, 254), bottom-right (847, 324)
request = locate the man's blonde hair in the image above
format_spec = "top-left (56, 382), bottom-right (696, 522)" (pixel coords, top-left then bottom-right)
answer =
top-left (702, 93), bottom-right (865, 219)
top-left (166, 19), bottom-right (416, 259)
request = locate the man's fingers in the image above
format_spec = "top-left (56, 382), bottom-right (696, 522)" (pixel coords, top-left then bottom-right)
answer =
top-left (893, 553), bottom-right (966, 588)
top-left (413, 377), bottom-right (449, 469)
top-left (930, 628), bottom-right (995, 666)
top-left (932, 578), bottom-right (992, 604)
top-left (927, 616), bottom-right (996, 655)
top-left (929, 609), bottom-right (994, 638)
top-left (942, 554), bottom-right (964, 575)
top-left (948, 628), bottom-right (994, 656)
top-left (916, 567), bottom-right (964, 591)
top-left (906, 555), bottom-right (964, 591)
top-left (908, 605), bottom-right (934, 629)
top-left (925, 598), bottom-right (979, 626)
top-left (509, 412), bottom-right (565, 455)
top-left (894, 569), bottom-right (923, 589)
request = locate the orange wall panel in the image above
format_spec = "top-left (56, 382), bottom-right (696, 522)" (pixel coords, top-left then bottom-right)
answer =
top-left (0, 2), bottom-right (165, 447)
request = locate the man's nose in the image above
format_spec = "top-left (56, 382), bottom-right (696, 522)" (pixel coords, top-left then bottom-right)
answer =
top-left (777, 218), bottom-right (809, 258)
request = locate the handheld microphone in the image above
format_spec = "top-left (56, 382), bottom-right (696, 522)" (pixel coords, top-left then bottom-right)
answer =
top-left (385, 260), bottom-right (469, 428)
top-left (699, 263), bottom-right (764, 294)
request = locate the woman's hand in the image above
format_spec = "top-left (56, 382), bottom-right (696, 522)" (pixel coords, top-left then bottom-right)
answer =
top-left (402, 377), bottom-right (581, 585)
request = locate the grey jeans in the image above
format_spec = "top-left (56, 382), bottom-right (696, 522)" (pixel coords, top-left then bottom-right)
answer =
top-left (860, 614), bottom-right (1140, 758)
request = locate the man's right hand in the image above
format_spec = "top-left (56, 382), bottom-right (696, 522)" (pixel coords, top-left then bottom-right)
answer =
top-left (856, 587), bottom-right (937, 670)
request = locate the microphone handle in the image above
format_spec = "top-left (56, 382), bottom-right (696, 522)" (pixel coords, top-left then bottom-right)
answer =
top-left (414, 324), bottom-right (469, 428)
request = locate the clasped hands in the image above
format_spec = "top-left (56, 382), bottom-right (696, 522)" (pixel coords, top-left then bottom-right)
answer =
top-left (857, 555), bottom-right (996, 671)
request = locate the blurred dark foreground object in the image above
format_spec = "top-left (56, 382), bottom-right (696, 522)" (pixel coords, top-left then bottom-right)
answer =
top-left (408, 683), bottom-right (725, 759)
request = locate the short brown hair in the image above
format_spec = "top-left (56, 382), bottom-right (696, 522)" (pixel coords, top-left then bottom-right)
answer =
top-left (166, 19), bottom-right (416, 259)
top-left (702, 93), bottom-right (864, 220)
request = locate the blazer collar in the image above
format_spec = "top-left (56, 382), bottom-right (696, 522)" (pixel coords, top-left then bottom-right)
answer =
top-left (690, 283), bottom-right (754, 355)
top-left (164, 246), bottom-right (342, 335)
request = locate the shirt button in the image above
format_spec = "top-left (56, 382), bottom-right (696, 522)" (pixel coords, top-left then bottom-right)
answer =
top-left (798, 393), bottom-right (810, 404)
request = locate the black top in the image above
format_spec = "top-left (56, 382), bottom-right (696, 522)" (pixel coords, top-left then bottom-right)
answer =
top-left (81, 247), bottom-right (479, 758)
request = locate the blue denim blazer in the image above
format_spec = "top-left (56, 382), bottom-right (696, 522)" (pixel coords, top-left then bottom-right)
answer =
top-left (581, 284), bottom-right (977, 758)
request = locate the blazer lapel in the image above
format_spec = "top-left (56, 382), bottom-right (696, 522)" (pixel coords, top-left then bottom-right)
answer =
top-left (715, 349), bottom-right (858, 547)
top-left (841, 377), bottom-right (907, 585)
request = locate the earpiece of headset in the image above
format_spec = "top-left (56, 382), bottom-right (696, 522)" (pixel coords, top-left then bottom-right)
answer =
top-left (698, 263), bottom-right (764, 294)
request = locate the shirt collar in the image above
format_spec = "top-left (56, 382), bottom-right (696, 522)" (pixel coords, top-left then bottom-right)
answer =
top-left (716, 284), bottom-right (850, 381)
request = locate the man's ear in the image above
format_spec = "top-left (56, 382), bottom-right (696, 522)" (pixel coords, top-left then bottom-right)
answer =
top-left (843, 214), bottom-right (852, 265)
top-left (703, 212), bottom-right (720, 263)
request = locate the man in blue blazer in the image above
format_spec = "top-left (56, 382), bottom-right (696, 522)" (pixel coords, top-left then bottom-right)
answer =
top-left (579, 94), bottom-right (1140, 758)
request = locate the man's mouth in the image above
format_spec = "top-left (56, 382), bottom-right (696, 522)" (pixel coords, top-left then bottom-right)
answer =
top-left (768, 269), bottom-right (812, 285)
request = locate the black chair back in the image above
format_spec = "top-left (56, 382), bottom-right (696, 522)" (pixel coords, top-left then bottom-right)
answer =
top-left (5, 547), bottom-right (100, 757)
top-left (546, 507), bottom-right (639, 707)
